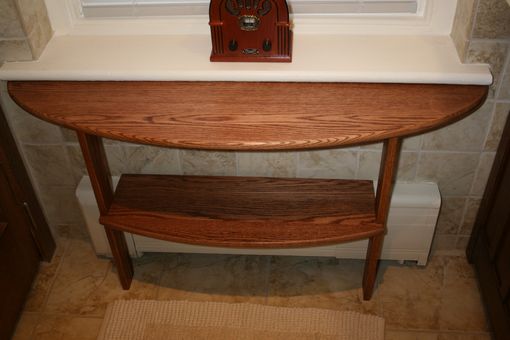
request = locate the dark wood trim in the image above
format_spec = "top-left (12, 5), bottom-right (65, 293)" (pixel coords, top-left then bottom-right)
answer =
top-left (467, 112), bottom-right (510, 260)
top-left (0, 100), bottom-right (57, 340)
top-left (0, 167), bottom-right (40, 340)
top-left (467, 110), bottom-right (510, 340)
top-left (0, 222), bottom-right (7, 239)
top-left (472, 233), bottom-right (510, 339)
top-left (0, 104), bottom-right (55, 261)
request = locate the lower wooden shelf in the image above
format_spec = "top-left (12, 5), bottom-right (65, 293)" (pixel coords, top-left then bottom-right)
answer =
top-left (100, 174), bottom-right (383, 248)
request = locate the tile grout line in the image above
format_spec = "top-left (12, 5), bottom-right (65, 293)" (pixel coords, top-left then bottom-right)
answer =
top-left (494, 43), bottom-right (510, 100)
top-left (23, 238), bottom-right (73, 339)
top-left (176, 147), bottom-right (184, 175)
top-left (466, 0), bottom-right (481, 50)
top-left (154, 253), bottom-right (176, 300)
top-left (478, 101), bottom-right (498, 156)
top-left (413, 134), bottom-right (424, 182)
top-left (292, 151), bottom-right (299, 178)
top-left (25, 311), bottom-right (106, 319)
top-left (385, 327), bottom-right (492, 336)
top-left (455, 197), bottom-right (471, 244)
top-left (39, 238), bottom-right (72, 314)
top-left (467, 153), bottom-right (483, 197)
top-left (354, 148), bottom-right (360, 179)
top-left (295, 150), bottom-right (302, 178)
top-left (19, 311), bottom-right (42, 339)
top-left (234, 151), bottom-right (239, 176)
top-left (264, 256), bottom-right (272, 304)
top-left (469, 37), bottom-right (510, 44)
top-left (496, 47), bottom-right (510, 100)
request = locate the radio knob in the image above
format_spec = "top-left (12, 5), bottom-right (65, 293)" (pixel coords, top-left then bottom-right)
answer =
top-left (263, 39), bottom-right (272, 51)
top-left (229, 40), bottom-right (238, 51)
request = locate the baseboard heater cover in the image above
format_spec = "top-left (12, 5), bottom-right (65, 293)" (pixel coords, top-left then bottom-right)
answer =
top-left (76, 176), bottom-right (440, 266)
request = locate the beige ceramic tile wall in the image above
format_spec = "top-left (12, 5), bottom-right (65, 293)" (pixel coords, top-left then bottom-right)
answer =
top-left (451, 0), bottom-right (478, 61)
top-left (1, 0), bottom-right (509, 254)
top-left (448, 0), bottom-right (510, 252)
top-left (0, 0), bottom-right (52, 63)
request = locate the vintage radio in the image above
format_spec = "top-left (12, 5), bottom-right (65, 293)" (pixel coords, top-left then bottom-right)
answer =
top-left (209, 0), bottom-right (292, 62)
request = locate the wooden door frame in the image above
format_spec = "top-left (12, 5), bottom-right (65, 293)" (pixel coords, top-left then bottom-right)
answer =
top-left (467, 112), bottom-right (510, 340)
top-left (0, 105), bottom-right (55, 261)
top-left (467, 114), bottom-right (510, 260)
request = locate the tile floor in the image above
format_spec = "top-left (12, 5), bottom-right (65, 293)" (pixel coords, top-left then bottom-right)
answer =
top-left (12, 235), bottom-right (492, 340)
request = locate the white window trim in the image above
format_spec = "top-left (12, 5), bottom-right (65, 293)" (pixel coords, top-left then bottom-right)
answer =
top-left (2, 0), bottom-right (491, 85)
top-left (45, 0), bottom-right (457, 36)
top-left (80, 0), bottom-right (421, 18)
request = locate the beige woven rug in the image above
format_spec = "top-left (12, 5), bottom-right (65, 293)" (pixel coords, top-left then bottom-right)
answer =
top-left (97, 300), bottom-right (385, 340)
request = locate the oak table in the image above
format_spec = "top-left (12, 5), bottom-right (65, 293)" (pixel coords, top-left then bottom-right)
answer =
top-left (8, 81), bottom-right (487, 300)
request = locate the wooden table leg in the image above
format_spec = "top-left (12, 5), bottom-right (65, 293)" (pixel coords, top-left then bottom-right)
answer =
top-left (362, 137), bottom-right (402, 300)
top-left (77, 132), bottom-right (133, 289)
top-left (105, 227), bottom-right (134, 289)
top-left (363, 234), bottom-right (384, 300)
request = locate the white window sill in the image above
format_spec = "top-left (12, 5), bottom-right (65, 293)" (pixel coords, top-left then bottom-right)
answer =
top-left (0, 33), bottom-right (492, 85)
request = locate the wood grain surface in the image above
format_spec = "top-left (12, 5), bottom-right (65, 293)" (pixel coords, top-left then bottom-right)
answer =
top-left (7, 81), bottom-right (487, 151)
top-left (100, 175), bottom-right (383, 248)
top-left (363, 137), bottom-right (401, 300)
top-left (7, 80), bottom-right (487, 298)
top-left (77, 133), bottom-right (114, 215)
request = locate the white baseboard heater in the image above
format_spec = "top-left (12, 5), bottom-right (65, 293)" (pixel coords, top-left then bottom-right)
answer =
top-left (76, 176), bottom-right (441, 266)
